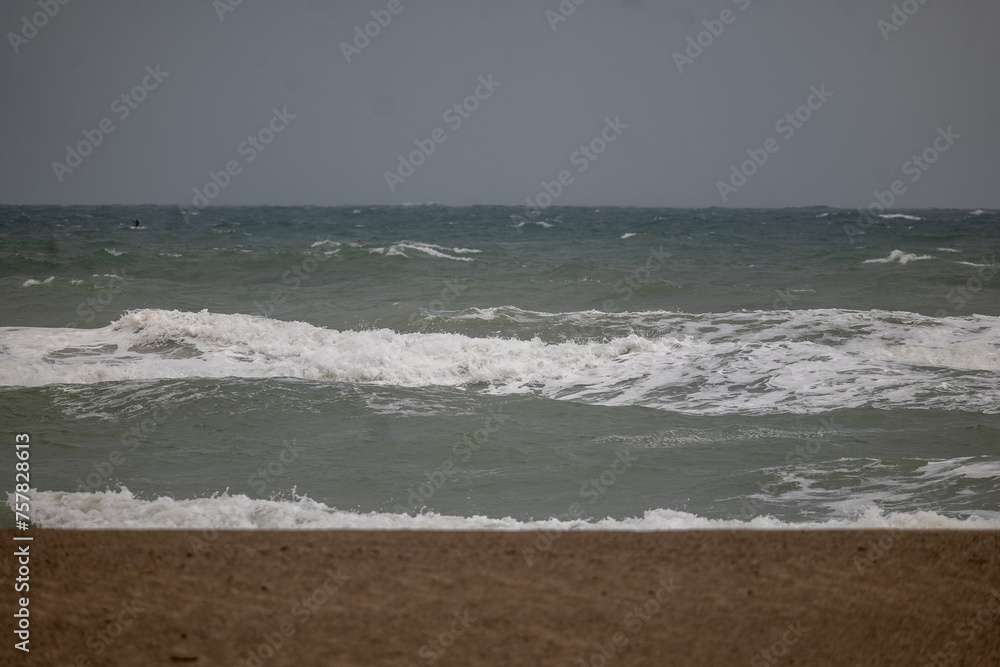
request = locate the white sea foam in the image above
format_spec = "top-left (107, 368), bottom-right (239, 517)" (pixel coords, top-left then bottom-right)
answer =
top-left (310, 239), bottom-right (479, 261)
top-left (22, 276), bottom-right (55, 287)
top-left (620, 233), bottom-right (636, 239)
top-left (370, 241), bottom-right (480, 261)
top-left (0, 309), bottom-right (652, 389)
top-left (936, 248), bottom-right (961, 253)
top-left (17, 488), bottom-right (1000, 530)
top-left (863, 249), bottom-right (933, 265)
top-left (915, 458), bottom-right (1000, 481)
top-left (870, 343), bottom-right (1000, 371)
top-left (756, 457), bottom-right (1000, 521)
top-left (104, 248), bottom-right (126, 256)
top-left (2, 308), bottom-right (998, 414)
top-left (879, 214), bottom-right (922, 221)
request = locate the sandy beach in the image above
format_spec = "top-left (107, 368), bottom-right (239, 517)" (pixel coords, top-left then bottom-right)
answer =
top-left (2, 529), bottom-right (998, 665)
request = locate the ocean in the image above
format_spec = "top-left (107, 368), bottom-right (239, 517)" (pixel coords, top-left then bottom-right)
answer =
top-left (1, 205), bottom-right (998, 530)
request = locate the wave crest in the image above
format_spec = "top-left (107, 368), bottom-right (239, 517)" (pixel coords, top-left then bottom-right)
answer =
top-left (2, 308), bottom-right (998, 415)
top-left (16, 488), bottom-right (1000, 530)
top-left (863, 249), bottom-right (933, 265)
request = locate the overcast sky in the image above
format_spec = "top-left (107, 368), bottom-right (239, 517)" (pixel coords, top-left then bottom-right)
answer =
top-left (1, 0), bottom-right (997, 208)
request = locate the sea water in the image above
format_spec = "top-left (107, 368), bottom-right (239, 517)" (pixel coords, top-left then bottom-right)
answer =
top-left (1, 205), bottom-right (998, 529)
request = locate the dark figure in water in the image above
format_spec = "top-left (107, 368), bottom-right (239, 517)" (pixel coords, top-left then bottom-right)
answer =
top-left (133, 219), bottom-right (140, 227)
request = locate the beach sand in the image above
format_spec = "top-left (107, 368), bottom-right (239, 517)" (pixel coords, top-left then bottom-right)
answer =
top-left (3, 529), bottom-right (999, 665)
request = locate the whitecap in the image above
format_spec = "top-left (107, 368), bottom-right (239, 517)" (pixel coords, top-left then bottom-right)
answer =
top-left (3, 308), bottom-right (1000, 416)
top-left (371, 241), bottom-right (480, 261)
top-left (22, 276), bottom-right (55, 287)
top-left (863, 250), bottom-right (932, 265)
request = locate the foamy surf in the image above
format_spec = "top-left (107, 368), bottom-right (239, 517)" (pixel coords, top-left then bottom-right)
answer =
top-left (0, 309), bottom-right (653, 390)
top-left (15, 488), bottom-right (1000, 530)
top-left (1, 308), bottom-right (998, 415)
top-left (3, 206), bottom-right (998, 543)
top-left (754, 456), bottom-right (1000, 521)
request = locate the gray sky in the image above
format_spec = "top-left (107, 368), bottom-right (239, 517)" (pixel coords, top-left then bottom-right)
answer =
top-left (1, 0), bottom-right (997, 208)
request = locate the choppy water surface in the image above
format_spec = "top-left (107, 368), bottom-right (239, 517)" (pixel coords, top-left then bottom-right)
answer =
top-left (2, 205), bottom-right (998, 529)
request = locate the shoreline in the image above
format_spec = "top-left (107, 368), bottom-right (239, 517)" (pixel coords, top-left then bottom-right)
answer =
top-left (3, 529), bottom-right (999, 665)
